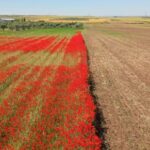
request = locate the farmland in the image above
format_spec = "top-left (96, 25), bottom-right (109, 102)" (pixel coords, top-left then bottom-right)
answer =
top-left (0, 16), bottom-right (150, 150)
top-left (0, 28), bottom-right (102, 149)
top-left (84, 22), bottom-right (150, 150)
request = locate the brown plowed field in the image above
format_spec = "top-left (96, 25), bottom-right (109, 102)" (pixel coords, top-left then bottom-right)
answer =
top-left (84, 23), bottom-right (150, 150)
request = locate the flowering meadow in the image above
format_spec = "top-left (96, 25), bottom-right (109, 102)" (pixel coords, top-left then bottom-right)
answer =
top-left (0, 32), bottom-right (101, 149)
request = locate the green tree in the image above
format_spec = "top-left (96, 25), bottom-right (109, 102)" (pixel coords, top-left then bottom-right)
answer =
top-left (0, 24), bottom-right (7, 31)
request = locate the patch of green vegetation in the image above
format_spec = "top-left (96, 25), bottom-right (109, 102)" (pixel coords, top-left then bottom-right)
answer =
top-left (0, 74), bottom-right (14, 95)
top-left (99, 29), bottom-right (124, 37)
top-left (0, 28), bottom-right (81, 37)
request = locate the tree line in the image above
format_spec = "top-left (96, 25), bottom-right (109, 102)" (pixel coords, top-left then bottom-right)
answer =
top-left (0, 20), bottom-right (83, 31)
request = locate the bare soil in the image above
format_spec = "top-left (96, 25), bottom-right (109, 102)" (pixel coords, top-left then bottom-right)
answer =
top-left (84, 23), bottom-right (150, 150)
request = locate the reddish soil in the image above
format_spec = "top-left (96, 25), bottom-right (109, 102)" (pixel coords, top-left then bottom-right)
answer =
top-left (84, 23), bottom-right (150, 150)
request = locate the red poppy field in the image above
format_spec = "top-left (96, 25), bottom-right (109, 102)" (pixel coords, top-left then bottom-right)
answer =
top-left (0, 32), bottom-right (101, 149)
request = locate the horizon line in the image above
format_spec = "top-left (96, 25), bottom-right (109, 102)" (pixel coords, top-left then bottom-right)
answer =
top-left (0, 14), bottom-right (150, 18)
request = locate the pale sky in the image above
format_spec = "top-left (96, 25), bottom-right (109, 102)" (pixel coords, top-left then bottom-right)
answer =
top-left (0, 0), bottom-right (150, 16)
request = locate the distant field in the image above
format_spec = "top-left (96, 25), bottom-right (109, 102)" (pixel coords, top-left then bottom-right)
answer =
top-left (0, 15), bottom-right (111, 23)
top-left (111, 17), bottom-right (150, 24)
top-left (1, 15), bottom-right (150, 25)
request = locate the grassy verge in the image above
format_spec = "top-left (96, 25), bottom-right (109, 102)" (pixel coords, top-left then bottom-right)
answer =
top-left (0, 28), bottom-right (82, 37)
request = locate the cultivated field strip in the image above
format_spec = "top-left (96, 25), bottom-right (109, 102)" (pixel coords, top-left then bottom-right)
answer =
top-left (84, 24), bottom-right (150, 150)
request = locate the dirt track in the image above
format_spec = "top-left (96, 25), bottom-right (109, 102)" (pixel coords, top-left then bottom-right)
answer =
top-left (84, 24), bottom-right (150, 150)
